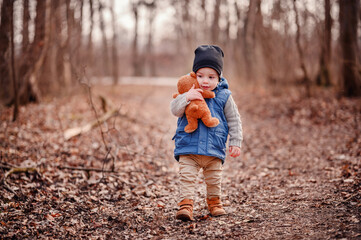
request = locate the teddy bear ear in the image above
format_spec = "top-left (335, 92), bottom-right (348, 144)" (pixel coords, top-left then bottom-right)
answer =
top-left (190, 72), bottom-right (196, 78)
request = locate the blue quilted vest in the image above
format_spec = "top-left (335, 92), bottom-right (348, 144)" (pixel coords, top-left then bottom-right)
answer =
top-left (172, 77), bottom-right (231, 163)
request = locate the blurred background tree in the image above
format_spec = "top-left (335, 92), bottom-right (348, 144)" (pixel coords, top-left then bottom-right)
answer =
top-left (0, 0), bottom-right (360, 108)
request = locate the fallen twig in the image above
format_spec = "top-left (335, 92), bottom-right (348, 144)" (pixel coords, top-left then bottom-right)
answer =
top-left (63, 108), bottom-right (118, 140)
top-left (4, 167), bottom-right (39, 181)
top-left (0, 164), bottom-right (11, 170)
top-left (0, 160), bottom-right (16, 168)
top-left (58, 166), bottom-right (117, 173)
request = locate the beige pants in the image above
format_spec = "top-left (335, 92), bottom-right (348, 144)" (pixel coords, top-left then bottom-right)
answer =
top-left (179, 154), bottom-right (223, 200)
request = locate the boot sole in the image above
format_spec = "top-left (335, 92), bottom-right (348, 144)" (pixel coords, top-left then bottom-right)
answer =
top-left (176, 213), bottom-right (193, 221)
top-left (210, 211), bottom-right (227, 217)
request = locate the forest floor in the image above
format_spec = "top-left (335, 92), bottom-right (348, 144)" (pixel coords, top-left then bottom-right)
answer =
top-left (0, 81), bottom-right (360, 239)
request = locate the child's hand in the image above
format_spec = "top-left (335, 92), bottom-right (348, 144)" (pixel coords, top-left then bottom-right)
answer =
top-left (186, 84), bottom-right (204, 101)
top-left (229, 146), bottom-right (241, 158)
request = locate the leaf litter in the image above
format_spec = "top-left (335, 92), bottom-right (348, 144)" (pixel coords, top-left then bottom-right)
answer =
top-left (0, 84), bottom-right (360, 239)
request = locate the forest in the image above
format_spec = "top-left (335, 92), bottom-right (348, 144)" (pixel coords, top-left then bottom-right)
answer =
top-left (0, 0), bottom-right (360, 239)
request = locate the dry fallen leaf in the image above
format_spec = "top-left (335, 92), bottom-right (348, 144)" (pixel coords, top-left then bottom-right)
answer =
top-left (199, 215), bottom-right (210, 221)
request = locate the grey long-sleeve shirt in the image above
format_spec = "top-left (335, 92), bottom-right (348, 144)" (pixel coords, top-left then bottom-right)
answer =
top-left (170, 93), bottom-right (243, 147)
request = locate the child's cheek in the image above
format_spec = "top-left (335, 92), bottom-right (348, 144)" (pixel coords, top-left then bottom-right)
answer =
top-left (197, 78), bottom-right (202, 86)
top-left (212, 83), bottom-right (218, 90)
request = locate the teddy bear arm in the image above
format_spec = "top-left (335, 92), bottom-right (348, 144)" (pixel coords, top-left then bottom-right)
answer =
top-left (201, 90), bottom-right (215, 99)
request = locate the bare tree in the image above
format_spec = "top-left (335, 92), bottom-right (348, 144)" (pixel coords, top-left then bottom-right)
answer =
top-left (171, 0), bottom-right (193, 72)
top-left (201, 0), bottom-right (209, 41)
top-left (222, 0), bottom-right (232, 46)
top-left (110, 0), bottom-right (119, 84)
top-left (77, 0), bottom-right (84, 65)
top-left (9, 1), bottom-right (18, 121)
top-left (21, 0), bottom-right (30, 55)
top-left (0, 0), bottom-right (13, 104)
top-left (131, 0), bottom-right (143, 76)
top-left (145, 0), bottom-right (157, 76)
top-left (98, 0), bottom-right (110, 76)
top-left (242, 0), bottom-right (259, 82)
top-left (87, 0), bottom-right (94, 72)
top-left (180, 0), bottom-right (193, 53)
top-left (339, 0), bottom-right (361, 96)
top-left (18, 0), bottom-right (48, 104)
top-left (211, 0), bottom-right (221, 44)
top-left (46, 0), bottom-right (64, 91)
top-left (233, 0), bottom-right (242, 77)
top-left (316, 0), bottom-right (332, 87)
top-left (258, 18), bottom-right (276, 85)
top-left (31, 0), bottom-right (51, 94)
top-left (64, 0), bottom-right (78, 86)
top-left (293, 0), bottom-right (311, 97)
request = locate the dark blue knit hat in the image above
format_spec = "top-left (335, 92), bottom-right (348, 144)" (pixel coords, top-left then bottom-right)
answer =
top-left (192, 45), bottom-right (224, 76)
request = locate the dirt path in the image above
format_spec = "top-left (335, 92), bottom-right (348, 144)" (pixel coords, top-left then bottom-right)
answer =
top-left (0, 83), bottom-right (360, 239)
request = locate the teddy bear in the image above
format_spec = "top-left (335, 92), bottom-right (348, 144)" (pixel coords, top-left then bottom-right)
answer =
top-left (173, 72), bottom-right (219, 133)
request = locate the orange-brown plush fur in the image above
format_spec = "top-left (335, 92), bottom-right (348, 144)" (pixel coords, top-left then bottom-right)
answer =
top-left (173, 72), bottom-right (219, 133)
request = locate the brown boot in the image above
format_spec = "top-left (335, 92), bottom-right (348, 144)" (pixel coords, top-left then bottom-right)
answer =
top-left (207, 197), bottom-right (226, 216)
top-left (176, 199), bottom-right (194, 221)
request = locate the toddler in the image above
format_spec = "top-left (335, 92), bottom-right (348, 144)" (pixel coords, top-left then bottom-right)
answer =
top-left (171, 45), bottom-right (243, 221)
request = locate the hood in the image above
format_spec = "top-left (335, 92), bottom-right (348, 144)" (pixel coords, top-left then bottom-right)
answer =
top-left (217, 77), bottom-right (229, 90)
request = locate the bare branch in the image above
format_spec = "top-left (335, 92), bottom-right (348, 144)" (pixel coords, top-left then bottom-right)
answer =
top-left (58, 166), bottom-right (116, 173)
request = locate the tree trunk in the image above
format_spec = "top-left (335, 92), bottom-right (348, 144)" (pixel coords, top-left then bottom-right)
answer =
top-left (146, 1), bottom-right (156, 77)
top-left (258, 16), bottom-right (276, 85)
top-left (201, 0), bottom-right (209, 41)
top-left (18, 0), bottom-right (47, 104)
top-left (0, 0), bottom-right (13, 104)
top-left (132, 1), bottom-right (143, 76)
top-left (233, 0), bottom-right (245, 79)
top-left (21, 0), bottom-right (30, 55)
top-left (243, 0), bottom-right (258, 82)
top-left (316, 0), bottom-right (332, 87)
top-left (211, 0), bottom-right (221, 44)
top-left (29, 0), bottom-right (51, 99)
top-left (48, 0), bottom-right (63, 91)
top-left (339, 0), bottom-right (361, 97)
top-left (87, 0), bottom-right (94, 73)
top-left (98, 0), bottom-right (110, 77)
top-left (293, 0), bottom-right (311, 98)
top-left (111, 0), bottom-right (119, 84)
top-left (64, 0), bottom-right (75, 86)
top-left (10, 1), bottom-right (18, 121)
top-left (77, 0), bottom-right (84, 65)
top-left (324, 0), bottom-right (332, 86)
top-left (223, 0), bottom-right (231, 46)
top-left (33, 0), bottom-right (46, 47)
top-left (181, 0), bottom-right (192, 53)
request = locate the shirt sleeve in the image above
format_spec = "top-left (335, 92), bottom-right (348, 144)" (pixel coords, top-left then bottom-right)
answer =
top-left (170, 93), bottom-right (189, 118)
top-left (224, 95), bottom-right (243, 148)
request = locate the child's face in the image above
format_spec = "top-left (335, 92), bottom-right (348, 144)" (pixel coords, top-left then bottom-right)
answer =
top-left (196, 67), bottom-right (219, 91)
